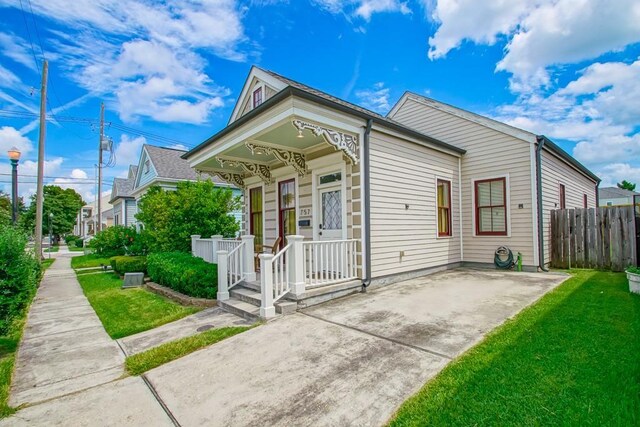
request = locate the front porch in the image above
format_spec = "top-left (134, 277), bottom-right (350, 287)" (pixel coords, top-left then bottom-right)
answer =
top-left (191, 234), bottom-right (362, 320)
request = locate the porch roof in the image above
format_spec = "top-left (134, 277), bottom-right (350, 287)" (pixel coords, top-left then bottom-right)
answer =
top-left (183, 73), bottom-right (466, 161)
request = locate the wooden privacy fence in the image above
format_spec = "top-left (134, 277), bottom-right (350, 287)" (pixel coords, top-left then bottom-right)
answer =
top-left (550, 206), bottom-right (637, 271)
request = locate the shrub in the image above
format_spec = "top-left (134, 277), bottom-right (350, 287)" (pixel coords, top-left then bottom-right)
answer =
top-left (75, 238), bottom-right (84, 248)
top-left (110, 256), bottom-right (147, 274)
top-left (89, 226), bottom-right (146, 257)
top-left (64, 235), bottom-right (79, 245)
top-left (0, 226), bottom-right (41, 334)
top-left (147, 252), bottom-right (217, 299)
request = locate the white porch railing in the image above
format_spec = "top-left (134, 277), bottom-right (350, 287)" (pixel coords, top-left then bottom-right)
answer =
top-left (303, 239), bottom-right (359, 287)
top-left (191, 235), bottom-right (243, 264)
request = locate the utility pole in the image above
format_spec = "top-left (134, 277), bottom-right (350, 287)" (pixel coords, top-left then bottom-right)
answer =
top-left (34, 60), bottom-right (48, 260)
top-left (97, 102), bottom-right (104, 233)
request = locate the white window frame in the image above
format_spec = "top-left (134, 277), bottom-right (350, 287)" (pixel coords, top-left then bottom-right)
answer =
top-left (471, 173), bottom-right (511, 237)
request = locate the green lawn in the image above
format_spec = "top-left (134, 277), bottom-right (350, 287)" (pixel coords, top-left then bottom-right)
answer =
top-left (126, 326), bottom-right (251, 375)
top-left (389, 271), bottom-right (640, 426)
top-left (68, 246), bottom-right (85, 252)
top-left (76, 273), bottom-right (200, 339)
top-left (71, 254), bottom-right (112, 269)
top-left (43, 246), bottom-right (59, 253)
top-left (41, 259), bottom-right (55, 270)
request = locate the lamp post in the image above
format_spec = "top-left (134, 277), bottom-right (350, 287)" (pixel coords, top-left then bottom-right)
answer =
top-left (48, 212), bottom-right (54, 259)
top-left (7, 147), bottom-right (21, 225)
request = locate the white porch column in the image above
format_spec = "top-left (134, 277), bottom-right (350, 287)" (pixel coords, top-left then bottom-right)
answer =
top-left (241, 235), bottom-right (256, 282)
top-left (287, 235), bottom-right (305, 296)
top-left (259, 253), bottom-right (276, 319)
top-left (217, 250), bottom-right (229, 301)
top-left (210, 235), bottom-right (222, 263)
top-left (191, 235), bottom-right (201, 256)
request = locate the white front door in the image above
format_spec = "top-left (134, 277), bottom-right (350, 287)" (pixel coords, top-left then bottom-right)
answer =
top-left (318, 185), bottom-right (343, 240)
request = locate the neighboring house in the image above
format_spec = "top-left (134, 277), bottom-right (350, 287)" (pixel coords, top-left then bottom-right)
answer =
top-left (109, 165), bottom-right (138, 227)
top-left (130, 144), bottom-right (242, 227)
top-left (598, 187), bottom-right (640, 206)
top-left (183, 66), bottom-right (599, 319)
top-left (74, 194), bottom-right (113, 237)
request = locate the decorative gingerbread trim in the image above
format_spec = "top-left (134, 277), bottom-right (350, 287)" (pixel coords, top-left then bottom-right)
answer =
top-left (245, 142), bottom-right (308, 176)
top-left (291, 119), bottom-right (359, 164)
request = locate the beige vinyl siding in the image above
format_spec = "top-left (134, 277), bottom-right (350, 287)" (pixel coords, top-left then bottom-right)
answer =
top-left (540, 148), bottom-right (597, 265)
top-left (390, 98), bottom-right (536, 267)
top-left (369, 130), bottom-right (461, 278)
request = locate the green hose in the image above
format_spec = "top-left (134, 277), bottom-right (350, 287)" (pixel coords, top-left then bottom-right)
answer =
top-left (494, 246), bottom-right (515, 269)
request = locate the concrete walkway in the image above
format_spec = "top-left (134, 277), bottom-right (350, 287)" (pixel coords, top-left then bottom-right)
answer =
top-left (8, 252), bottom-right (125, 407)
top-left (119, 307), bottom-right (253, 356)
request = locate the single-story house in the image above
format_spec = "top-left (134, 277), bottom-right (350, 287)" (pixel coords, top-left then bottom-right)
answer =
top-left (131, 144), bottom-right (243, 227)
top-left (109, 165), bottom-right (137, 227)
top-left (598, 186), bottom-right (639, 206)
top-left (184, 66), bottom-right (599, 319)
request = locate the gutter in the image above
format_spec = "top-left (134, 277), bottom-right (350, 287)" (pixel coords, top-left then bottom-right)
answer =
top-left (361, 118), bottom-right (373, 291)
top-left (535, 136), bottom-right (549, 272)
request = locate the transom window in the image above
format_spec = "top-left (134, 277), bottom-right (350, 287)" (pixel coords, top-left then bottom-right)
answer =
top-left (437, 179), bottom-right (451, 237)
top-left (253, 87), bottom-right (263, 108)
top-left (475, 177), bottom-right (507, 236)
top-left (319, 172), bottom-right (341, 185)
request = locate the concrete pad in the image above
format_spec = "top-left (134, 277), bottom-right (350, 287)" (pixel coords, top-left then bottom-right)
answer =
top-left (304, 268), bottom-right (568, 357)
top-left (0, 377), bottom-right (173, 427)
top-left (119, 307), bottom-right (253, 356)
top-left (147, 314), bottom-right (447, 426)
top-left (9, 254), bottom-right (125, 407)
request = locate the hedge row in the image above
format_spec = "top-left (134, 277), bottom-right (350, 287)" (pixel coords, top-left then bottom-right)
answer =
top-left (0, 227), bottom-right (41, 334)
top-left (147, 252), bottom-right (217, 299)
top-left (110, 256), bottom-right (147, 275)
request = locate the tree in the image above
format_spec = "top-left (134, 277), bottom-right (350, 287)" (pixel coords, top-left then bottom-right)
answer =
top-left (617, 180), bottom-right (636, 191)
top-left (21, 185), bottom-right (85, 239)
top-left (0, 191), bottom-right (25, 228)
top-left (137, 180), bottom-right (240, 253)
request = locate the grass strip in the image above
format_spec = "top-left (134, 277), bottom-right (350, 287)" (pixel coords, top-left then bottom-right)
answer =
top-left (76, 273), bottom-right (200, 339)
top-left (70, 254), bottom-right (112, 269)
top-left (125, 326), bottom-right (251, 375)
top-left (388, 270), bottom-right (640, 426)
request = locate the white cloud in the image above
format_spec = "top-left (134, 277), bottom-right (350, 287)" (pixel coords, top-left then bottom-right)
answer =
top-left (355, 82), bottom-right (391, 113)
top-left (0, 126), bottom-right (33, 156)
top-left (495, 58), bottom-right (640, 187)
top-left (426, 0), bottom-right (640, 91)
top-left (0, 32), bottom-right (38, 71)
top-left (114, 135), bottom-right (146, 167)
top-left (312, 0), bottom-right (410, 21)
top-left (595, 163), bottom-right (640, 188)
top-left (1, 0), bottom-right (249, 124)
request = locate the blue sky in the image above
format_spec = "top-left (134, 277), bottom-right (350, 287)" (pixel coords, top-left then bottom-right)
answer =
top-left (0, 0), bottom-right (639, 203)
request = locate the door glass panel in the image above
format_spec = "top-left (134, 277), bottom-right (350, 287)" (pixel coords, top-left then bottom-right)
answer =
top-left (322, 190), bottom-right (342, 230)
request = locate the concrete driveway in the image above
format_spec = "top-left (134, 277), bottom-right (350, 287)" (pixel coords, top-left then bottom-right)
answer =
top-left (145, 268), bottom-right (567, 426)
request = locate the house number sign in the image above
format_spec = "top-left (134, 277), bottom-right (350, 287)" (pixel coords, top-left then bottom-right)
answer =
top-left (300, 208), bottom-right (312, 217)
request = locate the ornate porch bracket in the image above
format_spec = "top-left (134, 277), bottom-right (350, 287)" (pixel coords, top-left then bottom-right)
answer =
top-left (207, 170), bottom-right (245, 188)
top-left (216, 157), bottom-right (272, 184)
top-left (245, 142), bottom-right (308, 176)
top-left (291, 119), bottom-right (359, 164)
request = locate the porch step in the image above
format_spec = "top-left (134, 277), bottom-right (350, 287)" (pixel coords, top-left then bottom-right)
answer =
top-left (240, 280), bottom-right (261, 292)
top-left (217, 298), bottom-right (260, 322)
top-left (230, 287), bottom-right (261, 306)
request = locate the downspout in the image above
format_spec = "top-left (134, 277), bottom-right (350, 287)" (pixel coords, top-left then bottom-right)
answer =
top-left (361, 119), bottom-right (373, 291)
top-left (535, 136), bottom-right (549, 272)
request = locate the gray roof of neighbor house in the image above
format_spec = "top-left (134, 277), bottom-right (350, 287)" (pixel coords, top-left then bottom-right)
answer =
top-left (599, 186), bottom-right (640, 199)
top-left (184, 67), bottom-right (466, 159)
top-left (110, 166), bottom-right (137, 202)
top-left (144, 144), bottom-right (226, 185)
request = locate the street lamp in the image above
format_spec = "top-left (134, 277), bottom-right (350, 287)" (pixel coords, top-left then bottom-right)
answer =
top-left (7, 147), bottom-right (21, 225)
top-left (48, 212), bottom-right (54, 259)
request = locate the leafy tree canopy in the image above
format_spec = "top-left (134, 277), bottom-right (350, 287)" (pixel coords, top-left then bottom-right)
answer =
top-left (137, 180), bottom-right (240, 253)
top-left (617, 180), bottom-right (636, 191)
top-left (21, 185), bottom-right (85, 238)
top-left (0, 191), bottom-right (25, 227)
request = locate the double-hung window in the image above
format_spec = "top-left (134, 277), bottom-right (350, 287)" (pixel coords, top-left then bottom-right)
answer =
top-left (475, 177), bottom-right (507, 236)
top-left (437, 179), bottom-right (452, 237)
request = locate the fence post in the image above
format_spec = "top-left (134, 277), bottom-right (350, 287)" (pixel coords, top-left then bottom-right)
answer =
top-left (259, 254), bottom-right (276, 319)
top-left (241, 235), bottom-right (256, 282)
top-left (191, 235), bottom-right (201, 256)
top-left (287, 235), bottom-right (305, 296)
top-left (217, 250), bottom-right (229, 301)
top-left (210, 235), bottom-right (223, 263)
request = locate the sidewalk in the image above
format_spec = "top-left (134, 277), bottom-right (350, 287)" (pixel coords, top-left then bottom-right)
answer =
top-left (8, 252), bottom-right (125, 406)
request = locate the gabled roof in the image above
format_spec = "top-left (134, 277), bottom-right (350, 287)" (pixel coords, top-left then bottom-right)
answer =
top-left (109, 167), bottom-right (137, 203)
top-left (599, 186), bottom-right (640, 199)
top-left (128, 165), bottom-right (138, 180)
top-left (392, 92), bottom-right (599, 183)
top-left (185, 67), bottom-right (465, 159)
